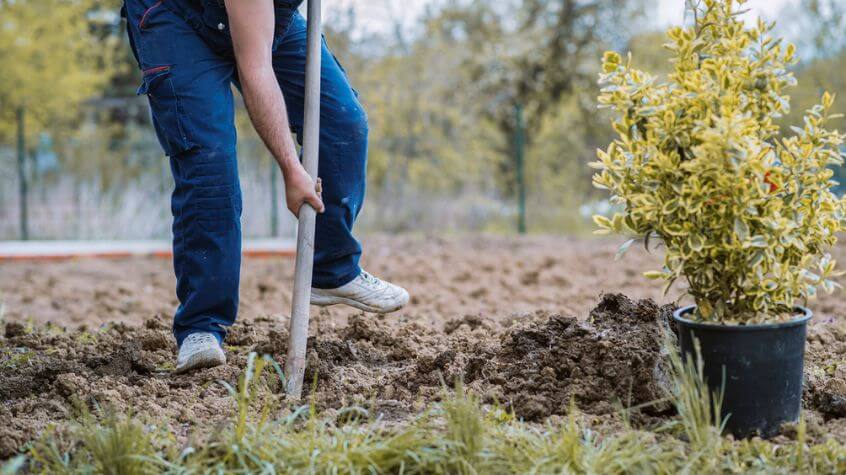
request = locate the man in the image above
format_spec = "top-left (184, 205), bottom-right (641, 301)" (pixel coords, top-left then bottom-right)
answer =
top-left (122, 0), bottom-right (409, 373)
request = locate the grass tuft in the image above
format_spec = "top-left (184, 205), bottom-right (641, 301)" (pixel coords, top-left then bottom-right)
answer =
top-left (30, 409), bottom-right (157, 475)
top-left (663, 334), bottom-right (726, 471)
top-left (14, 348), bottom-right (846, 474)
top-left (442, 380), bottom-right (486, 473)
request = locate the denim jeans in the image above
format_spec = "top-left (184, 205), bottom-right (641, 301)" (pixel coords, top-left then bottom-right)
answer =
top-left (123, 0), bottom-right (366, 345)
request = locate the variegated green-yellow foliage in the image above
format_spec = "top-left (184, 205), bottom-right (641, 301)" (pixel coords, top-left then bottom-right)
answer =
top-left (591, 0), bottom-right (846, 323)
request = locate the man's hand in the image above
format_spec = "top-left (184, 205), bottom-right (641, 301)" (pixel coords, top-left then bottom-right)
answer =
top-left (283, 162), bottom-right (325, 217)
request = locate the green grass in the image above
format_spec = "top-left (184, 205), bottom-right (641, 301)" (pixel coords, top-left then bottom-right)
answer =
top-left (0, 348), bottom-right (37, 369)
top-left (75, 331), bottom-right (99, 346)
top-left (12, 345), bottom-right (846, 474)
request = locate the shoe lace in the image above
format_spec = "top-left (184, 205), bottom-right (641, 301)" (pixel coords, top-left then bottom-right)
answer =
top-left (360, 271), bottom-right (382, 288)
top-left (188, 333), bottom-right (217, 346)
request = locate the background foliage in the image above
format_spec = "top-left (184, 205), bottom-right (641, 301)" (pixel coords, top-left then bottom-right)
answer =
top-left (0, 0), bottom-right (844, 239)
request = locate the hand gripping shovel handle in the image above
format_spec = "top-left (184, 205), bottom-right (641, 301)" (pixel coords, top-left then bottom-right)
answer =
top-left (284, 0), bottom-right (322, 399)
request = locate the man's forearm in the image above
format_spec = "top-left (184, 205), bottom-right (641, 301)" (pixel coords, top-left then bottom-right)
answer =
top-left (239, 66), bottom-right (300, 175)
top-left (224, 0), bottom-right (323, 216)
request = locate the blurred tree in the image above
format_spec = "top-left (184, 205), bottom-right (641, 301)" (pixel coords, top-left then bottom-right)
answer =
top-left (778, 0), bottom-right (845, 60)
top-left (0, 0), bottom-right (119, 143)
top-left (423, 0), bottom-right (643, 230)
top-left (330, 3), bottom-right (503, 231)
top-left (803, 0), bottom-right (845, 58)
top-left (323, 6), bottom-right (364, 72)
top-left (527, 29), bottom-right (672, 222)
top-left (12, 0), bottom-right (839, 237)
top-left (0, 0), bottom-right (119, 238)
top-left (322, 0), bottom-right (651, 232)
top-left (626, 31), bottom-right (672, 76)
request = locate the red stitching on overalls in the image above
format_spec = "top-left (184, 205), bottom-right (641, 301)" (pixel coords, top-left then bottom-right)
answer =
top-left (139, 0), bottom-right (163, 29)
top-left (142, 65), bottom-right (171, 76)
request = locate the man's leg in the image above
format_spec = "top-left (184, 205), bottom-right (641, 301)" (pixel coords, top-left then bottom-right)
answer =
top-left (270, 12), bottom-right (408, 313)
top-left (124, 0), bottom-right (241, 348)
top-left (271, 12), bottom-right (368, 289)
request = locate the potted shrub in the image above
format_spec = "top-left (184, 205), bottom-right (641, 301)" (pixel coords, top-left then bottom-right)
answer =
top-left (591, 0), bottom-right (846, 438)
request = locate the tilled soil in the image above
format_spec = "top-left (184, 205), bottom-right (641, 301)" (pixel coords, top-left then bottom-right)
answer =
top-left (1, 293), bottom-right (673, 457)
top-left (0, 235), bottom-right (670, 329)
top-left (3, 235), bottom-right (846, 456)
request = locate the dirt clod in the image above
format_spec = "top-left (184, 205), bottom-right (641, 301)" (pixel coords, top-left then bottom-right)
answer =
top-left (491, 294), bottom-right (674, 420)
top-left (3, 322), bottom-right (26, 339)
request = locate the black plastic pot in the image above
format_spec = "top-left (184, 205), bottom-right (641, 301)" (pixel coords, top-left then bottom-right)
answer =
top-left (673, 305), bottom-right (812, 438)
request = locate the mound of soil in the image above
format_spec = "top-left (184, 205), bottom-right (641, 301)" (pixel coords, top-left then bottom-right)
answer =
top-left (0, 294), bottom-right (675, 457)
top-left (295, 294), bottom-right (675, 422)
top-left (493, 295), bottom-right (674, 419)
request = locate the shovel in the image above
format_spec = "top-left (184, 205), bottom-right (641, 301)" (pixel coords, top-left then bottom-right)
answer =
top-left (284, 0), bottom-right (323, 399)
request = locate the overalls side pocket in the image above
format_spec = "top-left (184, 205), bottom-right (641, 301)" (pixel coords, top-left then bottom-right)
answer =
top-left (137, 67), bottom-right (196, 157)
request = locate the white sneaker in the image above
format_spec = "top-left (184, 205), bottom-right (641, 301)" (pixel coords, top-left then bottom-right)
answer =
top-left (175, 332), bottom-right (226, 374)
top-left (311, 270), bottom-right (409, 313)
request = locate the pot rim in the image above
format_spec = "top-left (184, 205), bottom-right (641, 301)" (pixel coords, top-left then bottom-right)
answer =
top-left (673, 304), bottom-right (812, 331)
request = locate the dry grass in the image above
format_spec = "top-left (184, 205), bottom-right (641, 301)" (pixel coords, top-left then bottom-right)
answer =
top-left (9, 345), bottom-right (846, 474)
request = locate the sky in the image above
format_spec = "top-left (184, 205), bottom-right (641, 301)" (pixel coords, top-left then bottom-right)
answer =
top-left (333, 0), bottom-right (795, 36)
top-left (656, 0), bottom-right (792, 26)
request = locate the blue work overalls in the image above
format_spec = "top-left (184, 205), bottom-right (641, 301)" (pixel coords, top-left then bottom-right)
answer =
top-left (122, 0), bottom-right (367, 346)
